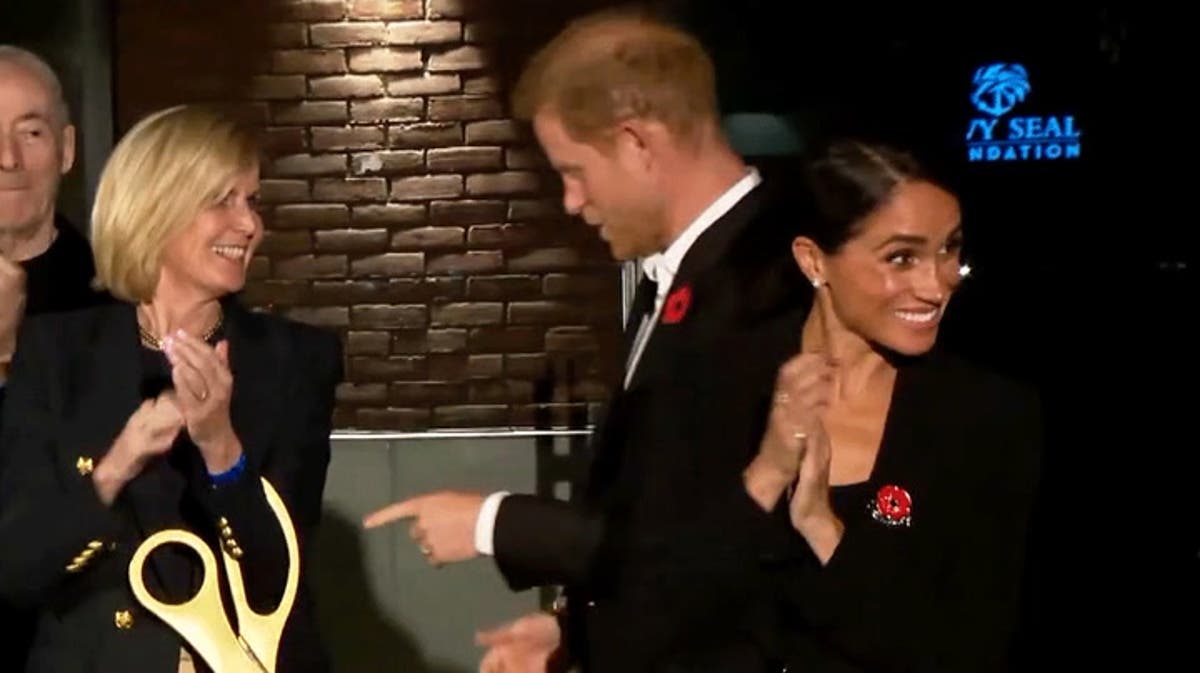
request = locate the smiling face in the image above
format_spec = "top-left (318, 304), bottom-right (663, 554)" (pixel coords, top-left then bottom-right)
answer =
top-left (800, 180), bottom-right (964, 356)
top-left (156, 167), bottom-right (262, 301)
top-left (0, 59), bottom-right (74, 244)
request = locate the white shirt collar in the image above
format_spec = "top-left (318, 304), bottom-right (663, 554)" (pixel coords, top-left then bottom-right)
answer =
top-left (640, 168), bottom-right (762, 297)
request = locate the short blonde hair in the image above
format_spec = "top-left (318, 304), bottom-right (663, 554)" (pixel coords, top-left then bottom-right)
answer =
top-left (91, 105), bottom-right (259, 302)
top-left (511, 8), bottom-right (718, 143)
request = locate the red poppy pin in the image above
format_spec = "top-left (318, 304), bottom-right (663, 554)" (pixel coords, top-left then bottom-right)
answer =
top-left (869, 484), bottom-right (913, 527)
top-left (661, 284), bottom-right (692, 324)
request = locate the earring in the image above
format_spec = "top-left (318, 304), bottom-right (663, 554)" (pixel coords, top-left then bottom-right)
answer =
top-left (811, 278), bottom-right (823, 288)
top-left (958, 264), bottom-right (972, 279)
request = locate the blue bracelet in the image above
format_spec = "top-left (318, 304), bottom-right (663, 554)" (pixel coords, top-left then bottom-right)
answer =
top-left (209, 453), bottom-right (247, 487)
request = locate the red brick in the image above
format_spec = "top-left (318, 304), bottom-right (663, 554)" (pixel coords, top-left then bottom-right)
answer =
top-left (427, 328), bottom-right (468, 353)
top-left (310, 75), bottom-right (385, 98)
top-left (271, 153), bottom-right (347, 177)
top-left (273, 101), bottom-right (346, 127)
top-left (313, 280), bottom-right (420, 304)
top-left (313, 178), bottom-right (388, 202)
top-left (461, 76), bottom-right (497, 96)
top-left (465, 120), bottom-right (523, 144)
top-left (274, 254), bottom-right (347, 279)
top-left (350, 150), bottom-right (424, 176)
top-left (433, 405), bottom-right (507, 427)
top-left (248, 257), bottom-right (270, 280)
top-left (355, 408), bottom-right (430, 430)
top-left (424, 277), bottom-right (465, 301)
top-left (467, 275), bottom-right (540, 300)
top-left (505, 354), bottom-right (547, 379)
top-left (337, 383), bottom-right (388, 404)
top-left (507, 199), bottom-right (561, 221)
top-left (546, 326), bottom-right (600, 352)
top-left (507, 247), bottom-right (582, 271)
top-left (315, 228), bottom-right (390, 253)
top-left (506, 147), bottom-right (546, 170)
top-left (463, 23), bottom-right (488, 43)
top-left (310, 22), bottom-right (386, 47)
top-left (350, 253), bottom-right (425, 277)
top-left (428, 0), bottom-right (467, 19)
top-left (350, 98), bottom-right (424, 123)
top-left (431, 303), bottom-right (503, 327)
top-left (268, 23), bottom-right (308, 48)
top-left (469, 380), bottom-right (535, 404)
top-left (348, 47), bottom-right (423, 73)
top-left (427, 45), bottom-right (486, 72)
top-left (466, 171), bottom-right (539, 196)
top-left (427, 147), bottom-right (502, 172)
top-left (428, 96), bottom-right (501, 121)
top-left (468, 327), bottom-right (542, 353)
top-left (390, 382), bottom-right (463, 405)
top-left (391, 329), bottom-right (429, 353)
top-left (391, 226), bottom-right (464, 249)
top-left (387, 73), bottom-right (461, 96)
top-left (273, 204), bottom-right (350, 229)
top-left (284, 306), bottom-right (350, 327)
top-left (347, 330), bottom-right (391, 355)
top-left (543, 273), bottom-right (617, 297)
top-left (278, 1), bottom-right (346, 21)
top-left (426, 251), bottom-right (503, 275)
top-left (467, 354), bottom-right (503, 378)
top-left (263, 127), bottom-right (308, 155)
top-left (352, 204), bottom-right (426, 226)
top-left (348, 0), bottom-right (423, 19)
top-left (248, 75), bottom-right (306, 100)
top-left (351, 304), bottom-right (428, 329)
top-left (350, 356), bottom-right (426, 382)
top-left (389, 122), bottom-right (462, 148)
top-left (311, 126), bottom-right (385, 151)
top-left (240, 280), bottom-right (309, 307)
top-left (391, 175), bottom-right (463, 201)
top-left (259, 230), bottom-right (312, 255)
top-left (508, 301), bottom-right (585, 325)
top-left (259, 179), bottom-right (310, 204)
top-left (429, 200), bottom-right (504, 226)
top-left (387, 21), bottom-right (461, 44)
top-left (273, 49), bottom-right (346, 75)
top-left (426, 353), bottom-right (466, 379)
top-left (466, 223), bottom-right (538, 248)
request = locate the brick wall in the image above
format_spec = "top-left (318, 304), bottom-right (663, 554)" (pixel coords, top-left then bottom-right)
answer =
top-left (115, 0), bottom-right (623, 430)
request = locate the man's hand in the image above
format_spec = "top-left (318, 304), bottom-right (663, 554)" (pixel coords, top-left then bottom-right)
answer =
top-left (362, 491), bottom-right (484, 566)
top-left (0, 253), bottom-right (27, 377)
top-left (477, 612), bottom-right (563, 673)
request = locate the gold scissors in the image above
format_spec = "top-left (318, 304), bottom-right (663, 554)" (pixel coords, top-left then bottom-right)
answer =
top-left (128, 478), bottom-right (299, 673)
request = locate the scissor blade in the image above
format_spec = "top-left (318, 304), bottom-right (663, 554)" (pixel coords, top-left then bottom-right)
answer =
top-left (237, 635), bottom-right (271, 673)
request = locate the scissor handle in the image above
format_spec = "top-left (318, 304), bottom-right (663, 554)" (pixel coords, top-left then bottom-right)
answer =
top-left (221, 477), bottom-right (301, 673)
top-left (128, 529), bottom-right (255, 672)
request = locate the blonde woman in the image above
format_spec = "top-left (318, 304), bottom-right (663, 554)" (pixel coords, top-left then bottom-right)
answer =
top-left (0, 105), bottom-right (341, 673)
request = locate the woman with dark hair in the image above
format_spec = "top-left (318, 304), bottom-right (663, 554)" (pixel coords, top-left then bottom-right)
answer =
top-left (743, 139), bottom-right (1041, 672)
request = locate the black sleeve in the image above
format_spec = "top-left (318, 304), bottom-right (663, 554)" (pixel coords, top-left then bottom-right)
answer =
top-left (492, 494), bottom-right (605, 591)
top-left (781, 393), bottom-right (1043, 672)
top-left (0, 319), bottom-right (125, 608)
top-left (191, 328), bottom-right (342, 612)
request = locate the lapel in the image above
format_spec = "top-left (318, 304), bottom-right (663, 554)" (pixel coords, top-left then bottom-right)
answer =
top-left (624, 187), bottom-right (767, 392)
top-left (221, 297), bottom-right (286, 474)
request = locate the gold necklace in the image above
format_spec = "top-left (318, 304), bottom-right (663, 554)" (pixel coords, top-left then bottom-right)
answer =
top-left (138, 309), bottom-right (224, 351)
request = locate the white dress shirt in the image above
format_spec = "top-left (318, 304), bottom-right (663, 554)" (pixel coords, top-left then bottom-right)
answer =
top-left (474, 168), bottom-right (763, 556)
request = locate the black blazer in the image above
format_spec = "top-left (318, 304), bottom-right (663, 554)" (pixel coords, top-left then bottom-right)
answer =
top-left (769, 350), bottom-right (1042, 673)
top-left (0, 298), bottom-right (342, 673)
top-left (492, 180), bottom-right (810, 673)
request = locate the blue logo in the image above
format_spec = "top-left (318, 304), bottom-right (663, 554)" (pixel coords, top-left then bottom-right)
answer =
top-left (971, 64), bottom-right (1031, 116)
top-left (965, 62), bottom-right (1081, 162)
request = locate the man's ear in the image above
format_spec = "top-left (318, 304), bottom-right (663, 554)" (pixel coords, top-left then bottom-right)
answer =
top-left (59, 124), bottom-right (76, 175)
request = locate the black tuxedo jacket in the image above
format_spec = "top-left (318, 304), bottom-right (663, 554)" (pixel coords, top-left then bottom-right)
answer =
top-left (0, 298), bottom-right (342, 673)
top-left (493, 181), bottom-right (809, 673)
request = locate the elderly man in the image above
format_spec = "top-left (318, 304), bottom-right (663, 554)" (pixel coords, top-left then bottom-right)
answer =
top-left (0, 44), bottom-right (108, 672)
